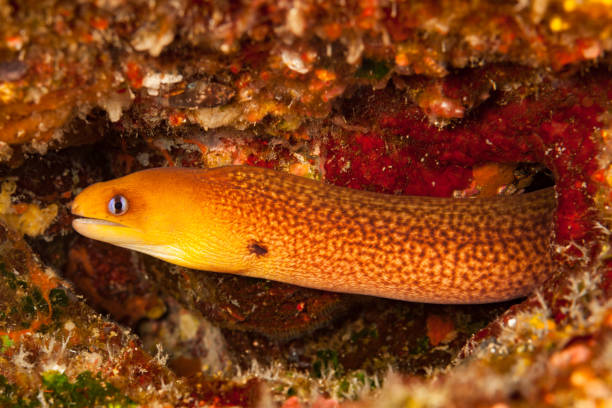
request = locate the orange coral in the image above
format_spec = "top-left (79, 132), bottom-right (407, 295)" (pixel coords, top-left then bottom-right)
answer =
top-left (426, 314), bottom-right (456, 346)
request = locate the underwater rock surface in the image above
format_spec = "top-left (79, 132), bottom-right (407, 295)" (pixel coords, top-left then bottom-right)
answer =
top-left (1, 0), bottom-right (612, 406)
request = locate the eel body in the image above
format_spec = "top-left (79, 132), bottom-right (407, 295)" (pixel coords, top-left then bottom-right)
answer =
top-left (71, 166), bottom-right (556, 304)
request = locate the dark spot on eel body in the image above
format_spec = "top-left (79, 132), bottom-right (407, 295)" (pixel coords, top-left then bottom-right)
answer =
top-left (249, 242), bottom-right (268, 256)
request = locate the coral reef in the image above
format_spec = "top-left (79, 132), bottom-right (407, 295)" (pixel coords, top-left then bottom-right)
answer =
top-left (0, 223), bottom-right (184, 406)
top-left (1, 0), bottom-right (611, 407)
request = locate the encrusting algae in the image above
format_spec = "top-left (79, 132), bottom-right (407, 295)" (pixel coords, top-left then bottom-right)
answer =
top-left (0, 180), bottom-right (57, 237)
top-left (1, 0), bottom-right (612, 407)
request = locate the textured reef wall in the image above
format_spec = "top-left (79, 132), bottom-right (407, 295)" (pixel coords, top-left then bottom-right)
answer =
top-left (1, 0), bottom-right (612, 407)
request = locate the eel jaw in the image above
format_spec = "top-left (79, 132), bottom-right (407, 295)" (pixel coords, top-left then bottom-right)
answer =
top-left (71, 217), bottom-right (144, 246)
top-left (71, 217), bottom-right (191, 266)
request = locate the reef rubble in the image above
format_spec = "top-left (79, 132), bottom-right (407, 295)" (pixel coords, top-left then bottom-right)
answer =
top-left (1, 0), bottom-right (612, 407)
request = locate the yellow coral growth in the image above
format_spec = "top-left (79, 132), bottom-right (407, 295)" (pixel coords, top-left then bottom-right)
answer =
top-left (0, 180), bottom-right (58, 237)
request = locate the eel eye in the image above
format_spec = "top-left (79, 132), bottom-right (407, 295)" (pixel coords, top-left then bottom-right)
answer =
top-left (108, 195), bottom-right (128, 215)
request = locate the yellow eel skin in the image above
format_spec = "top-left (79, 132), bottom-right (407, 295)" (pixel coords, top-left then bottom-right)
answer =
top-left (71, 166), bottom-right (556, 304)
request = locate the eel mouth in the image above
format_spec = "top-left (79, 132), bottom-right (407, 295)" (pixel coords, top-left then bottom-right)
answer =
top-left (71, 215), bottom-right (190, 267)
top-left (72, 217), bottom-right (127, 228)
top-left (71, 198), bottom-right (128, 232)
top-left (71, 217), bottom-right (143, 247)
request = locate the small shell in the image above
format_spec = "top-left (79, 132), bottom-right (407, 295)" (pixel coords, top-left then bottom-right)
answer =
top-left (0, 60), bottom-right (27, 82)
top-left (169, 81), bottom-right (235, 109)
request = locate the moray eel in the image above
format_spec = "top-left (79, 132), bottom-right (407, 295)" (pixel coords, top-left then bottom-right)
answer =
top-left (71, 166), bottom-right (556, 304)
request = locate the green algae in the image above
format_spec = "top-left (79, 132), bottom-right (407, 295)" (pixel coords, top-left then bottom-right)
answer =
top-left (20, 288), bottom-right (49, 320)
top-left (1, 254), bottom-right (134, 407)
top-left (1, 261), bottom-right (27, 291)
top-left (0, 372), bottom-right (136, 408)
top-left (41, 371), bottom-right (136, 408)
top-left (312, 349), bottom-right (341, 378)
top-left (1, 334), bottom-right (13, 352)
top-left (0, 375), bottom-right (39, 408)
top-left (355, 58), bottom-right (390, 80)
top-left (311, 349), bottom-right (381, 399)
top-left (49, 288), bottom-right (69, 320)
top-left (0, 261), bottom-right (69, 332)
top-left (410, 336), bottom-right (431, 355)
